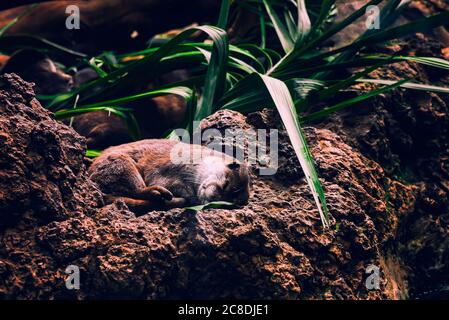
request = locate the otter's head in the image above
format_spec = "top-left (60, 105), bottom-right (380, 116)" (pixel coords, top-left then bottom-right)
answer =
top-left (197, 156), bottom-right (250, 206)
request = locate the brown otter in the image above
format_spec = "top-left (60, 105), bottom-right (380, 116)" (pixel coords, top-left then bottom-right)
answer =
top-left (72, 92), bottom-right (187, 149)
top-left (0, 49), bottom-right (188, 149)
top-left (88, 139), bottom-right (251, 214)
top-left (0, 1), bottom-right (221, 53)
top-left (1, 49), bottom-right (73, 95)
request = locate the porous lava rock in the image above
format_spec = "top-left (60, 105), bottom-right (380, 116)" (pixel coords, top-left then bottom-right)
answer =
top-left (0, 74), bottom-right (416, 299)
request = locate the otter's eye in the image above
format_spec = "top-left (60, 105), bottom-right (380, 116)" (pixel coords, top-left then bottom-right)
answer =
top-left (230, 187), bottom-right (243, 195)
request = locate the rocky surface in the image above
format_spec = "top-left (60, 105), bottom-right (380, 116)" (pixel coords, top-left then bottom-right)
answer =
top-left (0, 73), bottom-right (420, 299)
top-left (309, 4), bottom-right (449, 298)
top-left (316, 30), bottom-right (449, 298)
top-left (0, 0), bottom-right (448, 301)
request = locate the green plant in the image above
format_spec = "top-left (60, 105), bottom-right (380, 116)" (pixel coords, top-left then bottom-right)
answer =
top-left (2, 0), bottom-right (449, 227)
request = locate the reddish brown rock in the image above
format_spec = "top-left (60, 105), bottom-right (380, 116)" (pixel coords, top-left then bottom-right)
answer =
top-left (0, 72), bottom-right (443, 300)
top-left (0, 74), bottom-right (416, 299)
top-left (316, 31), bottom-right (449, 298)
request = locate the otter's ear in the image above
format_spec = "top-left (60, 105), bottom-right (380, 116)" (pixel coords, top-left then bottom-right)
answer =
top-left (227, 163), bottom-right (240, 170)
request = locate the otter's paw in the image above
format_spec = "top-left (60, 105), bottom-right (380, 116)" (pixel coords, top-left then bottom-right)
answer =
top-left (165, 197), bottom-right (187, 209)
top-left (145, 185), bottom-right (173, 201)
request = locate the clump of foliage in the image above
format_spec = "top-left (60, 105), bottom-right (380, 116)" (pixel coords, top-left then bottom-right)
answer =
top-left (2, 0), bottom-right (449, 227)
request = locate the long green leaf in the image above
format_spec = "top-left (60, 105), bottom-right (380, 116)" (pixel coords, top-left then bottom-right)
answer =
top-left (296, 0), bottom-right (383, 56)
top-left (263, 0), bottom-right (294, 53)
top-left (316, 60), bottom-right (391, 102)
top-left (83, 86), bottom-right (192, 108)
top-left (312, 10), bottom-right (449, 61)
top-left (54, 106), bottom-right (131, 119)
top-left (218, 72), bottom-right (330, 227)
top-left (44, 26), bottom-right (227, 109)
top-left (311, 0), bottom-right (336, 36)
top-left (357, 78), bottom-right (449, 94)
top-left (0, 4), bottom-right (38, 37)
top-left (217, 0), bottom-right (232, 29)
top-left (295, 0), bottom-right (311, 47)
top-left (0, 35), bottom-right (86, 62)
top-left (193, 26), bottom-right (229, 121)
top-left (302, 78), bottom-right (410, 122)
top-left (86, 150), bottom-right (102, 158)
top-left (185, 201), bottom-right (236, 212)
top-left (259, 74), bottom-right (330, 228)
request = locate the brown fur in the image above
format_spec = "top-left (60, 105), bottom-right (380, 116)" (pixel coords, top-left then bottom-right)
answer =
top-left (88, 139), bottom-right (251, 214)
top-left (72, 68), bottom-right (188, 149)
top-left (0, 49), bottom-right (188, 148)
top-left (72, 93), bottom-right (187, 149)
top-left (72, 111), bottom-right (133, 150)
top-left (0, 1), bottom-right (220, 53)
top-left (0, 49), bottom-right (73, 95)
